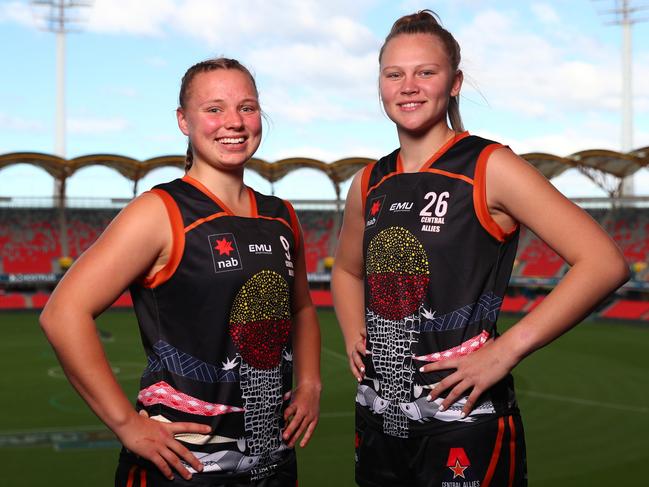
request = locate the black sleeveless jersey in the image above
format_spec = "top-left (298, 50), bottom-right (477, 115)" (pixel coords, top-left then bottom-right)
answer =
top-left (358, 133), bottom-right (520, 438)
top-left (129, 175), bottom-right (299, 481)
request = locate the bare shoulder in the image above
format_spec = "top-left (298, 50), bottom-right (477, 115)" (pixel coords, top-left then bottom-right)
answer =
top-left (485, 146), bottom-right (568, 218)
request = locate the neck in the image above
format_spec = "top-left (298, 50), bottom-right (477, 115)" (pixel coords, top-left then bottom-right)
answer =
top-left (187, 162), bottom-right (247, 203)
top-left (397, 124), bottom-right (457, 172)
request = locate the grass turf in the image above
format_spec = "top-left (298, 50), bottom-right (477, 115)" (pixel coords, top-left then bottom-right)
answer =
top-left (1, 310), bottom-right (647, 486)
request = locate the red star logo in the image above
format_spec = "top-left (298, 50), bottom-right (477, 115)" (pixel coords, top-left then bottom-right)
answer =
top-left (370, 200), bottom-right (381, 216)
top-left (214, 238), bottom-right (234, 256)
top-left (449, 458), bottom-right (468, 479)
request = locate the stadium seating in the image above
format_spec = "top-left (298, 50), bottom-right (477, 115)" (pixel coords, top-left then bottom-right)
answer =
top-left (600, 299), bottom-right (649, 320)
top-left (296, 210), bottom-right (336, 273)
top-left (0, 292), bottom-right (26, 309)
top-left (2, 205), bottom-right (649, 316)
top-left (515, 227), bottom-right (565, 278)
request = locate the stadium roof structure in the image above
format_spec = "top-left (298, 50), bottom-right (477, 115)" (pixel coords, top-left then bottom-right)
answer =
top-left (1, 147), bottom-right (649, 199)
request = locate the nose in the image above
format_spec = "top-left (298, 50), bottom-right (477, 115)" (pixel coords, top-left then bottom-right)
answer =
top-left (224, 109), bottom-right (244, 130)
top-left (400, 75), bottom-right (419, 96)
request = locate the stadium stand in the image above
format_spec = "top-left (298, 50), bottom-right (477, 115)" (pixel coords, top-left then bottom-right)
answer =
top-left (600, 299), bottom-right (649, 320)
top-left (295, 210), bottom-right (335, 273)
top-left (2, 205), bottom-right (649, 317)
top-left (0, 292), bottom-right (27, 309)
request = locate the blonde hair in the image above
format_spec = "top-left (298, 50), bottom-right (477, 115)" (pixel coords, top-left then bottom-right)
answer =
top-left (380, 10), bottom-right (464, 132)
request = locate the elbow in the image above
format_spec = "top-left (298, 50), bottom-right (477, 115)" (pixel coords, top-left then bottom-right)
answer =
top-left (614, 257), bottom-right (631, 287)
top-left (601, 250), bottom-right (631, 290)
top-left (39, 305), bottom-right (56, 340)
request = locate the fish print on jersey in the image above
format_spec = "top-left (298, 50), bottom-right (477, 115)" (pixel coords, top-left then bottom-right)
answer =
top-left (362, 226), bottom-right (430, 437)
top-left (228, 270), bottom-right (293, 476)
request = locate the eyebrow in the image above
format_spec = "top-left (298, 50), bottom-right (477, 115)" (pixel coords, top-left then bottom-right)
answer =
top-left (200, 98), bottom-right (259, 105)
top-left (381, 63), bottom-right (442, 71)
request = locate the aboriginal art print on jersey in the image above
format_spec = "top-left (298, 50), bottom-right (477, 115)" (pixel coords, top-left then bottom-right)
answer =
top-left (363, 226), bottom-right (429, 437)
top-left (228, 269), bottom-right (292, 473)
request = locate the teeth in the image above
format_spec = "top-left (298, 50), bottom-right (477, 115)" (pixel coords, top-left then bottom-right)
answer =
top-left (219, 137), bottom-right (245, 144)
top-left (401, 103), bottom-right (420, 108)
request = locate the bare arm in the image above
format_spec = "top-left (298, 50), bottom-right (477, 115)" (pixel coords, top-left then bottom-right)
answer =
top-left (425, 148), bottom-right (629, 414)
top-left (40, 193), bottom-right (210, 480)
top-left (282, 221), bottom-right (321, 448)
top-left (331, 170), bottom-right (368, 381)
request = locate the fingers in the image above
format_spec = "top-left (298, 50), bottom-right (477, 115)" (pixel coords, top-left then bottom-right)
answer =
top-left (167, 421), bottom-right (212, 435)
top-left (349, 339), bottom-right (367, 381)
top-left (148, 452), bottom-right (175, 481)
top-left (158, 443), bottom-right (194, 480)
top-left (298, 418), bottom-right (318, 448)
top-left (283, 413), bottom-right (305, 447)
top-left (283, 409), bottom-right (318, 448)
top-left (461, 389), bottom-right (482, 418)
top-left (164, 437), bottom-right (204, 477)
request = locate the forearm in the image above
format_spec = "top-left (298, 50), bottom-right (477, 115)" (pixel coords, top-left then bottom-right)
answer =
top-left (331, 265), bottom-right (366, 354)
top-left (495, 253), bottom-right (629, 364)
top-left (291, 303), bottom-right (322, 389)
top-left (40, 307), bottom-right (136, 434)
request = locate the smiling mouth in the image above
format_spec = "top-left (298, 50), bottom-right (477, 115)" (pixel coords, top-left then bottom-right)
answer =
top-left (399, 102), bottom-right (424, 111)
top-left (217, 137), bottom-right (246, 145)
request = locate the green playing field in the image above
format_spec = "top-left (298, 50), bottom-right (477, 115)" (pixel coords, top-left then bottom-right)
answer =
top-left (1, 310), bottom-right (647, 486)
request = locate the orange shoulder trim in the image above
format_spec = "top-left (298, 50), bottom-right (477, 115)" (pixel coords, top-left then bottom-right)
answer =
top-left (282, 199), bottom-right (301, 251)
top-left (360, 161), bottom-right (376, 216)
top-left (473, 144), bottom-right (519, 242)
top-left (142, 189), bottom-right (185, 288)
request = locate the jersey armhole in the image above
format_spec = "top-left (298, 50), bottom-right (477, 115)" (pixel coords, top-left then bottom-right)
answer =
top-left (360, 161), bottom-right (376, 216)
top-left (473, 144), bottom-right (519, 242)
top-left (141, 189), bottom-right (185, 288)
top-left (282, 199), bottom-right (301, 252)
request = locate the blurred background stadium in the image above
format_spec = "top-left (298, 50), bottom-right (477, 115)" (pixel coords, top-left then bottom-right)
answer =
top-left (2, 0), bottom-right (649, 485)
top-left (1, 151), bottom-right (649, 487)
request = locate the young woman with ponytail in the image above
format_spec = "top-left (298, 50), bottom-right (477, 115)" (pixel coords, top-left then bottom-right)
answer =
top-left (41, 58), bottom-right (321, 487)
top-left (332, 10), bottom-right (628, 486)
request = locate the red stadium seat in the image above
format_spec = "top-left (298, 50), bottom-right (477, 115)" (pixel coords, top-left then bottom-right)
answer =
top-left (600, 299), bottom-right (649, 320)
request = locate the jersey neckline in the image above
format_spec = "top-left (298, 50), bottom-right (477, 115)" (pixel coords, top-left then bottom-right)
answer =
top-left (181, 175), bottom-right (259, 218)
top-left (396, 131), bottom-right (470, 173)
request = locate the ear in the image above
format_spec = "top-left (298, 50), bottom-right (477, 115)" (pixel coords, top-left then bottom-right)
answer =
top-left (176, 108), bottom-right (190, 136)
top-left (450, 69), bottom-right (463, 97)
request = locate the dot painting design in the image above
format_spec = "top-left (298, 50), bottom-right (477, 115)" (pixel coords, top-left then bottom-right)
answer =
top-left (366, 226), bottom-right (430, 320)
top-left (229, 270), bottom-right (291, 370)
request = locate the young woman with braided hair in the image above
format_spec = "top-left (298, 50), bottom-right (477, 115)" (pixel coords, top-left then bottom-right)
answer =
top-left (333, 10), bottom-right (628, 487)
top-left (41, 58), bottom-right (321, 487)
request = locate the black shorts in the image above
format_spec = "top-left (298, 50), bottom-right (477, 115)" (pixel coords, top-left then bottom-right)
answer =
top-left (114, 450), bottom-right (297, 487)
top-left (355, 413), bottom-right (527, 487)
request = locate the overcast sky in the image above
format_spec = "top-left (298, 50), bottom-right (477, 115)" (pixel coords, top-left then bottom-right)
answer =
top-left (1, 0), bottom-right (648, 200)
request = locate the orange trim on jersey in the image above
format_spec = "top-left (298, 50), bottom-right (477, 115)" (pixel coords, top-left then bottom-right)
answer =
top-left (257, 215), bottom-right (293, 232)
top-left (125, 465), bottom-right (137, 487)
top-left (142, 189), bottom-right (185, 289)
top-left (473, 143), bottom-right (519, 242)
top-left (420, 131), bottom-right (469, 170)
top-left (482, 416), bottom-right (506, 487)
top-left (423, 168), bottom-right (474, 186)
top-left (508, 415), bottom-right (516, 487)
top-left (396, 131), bottom-right (470, 173)
top-left (182, 175), bottom-right (235, 216)
top-left (366, 171), bottom-right (400, 197)
top-left (184, 211), bottom-right (229, 233)
top-left (360, 161), bottom-right (377, 216)
top-left (247, 187), bottom-right (259, 217)
top-left (282, 199), bottom-right (301, 251)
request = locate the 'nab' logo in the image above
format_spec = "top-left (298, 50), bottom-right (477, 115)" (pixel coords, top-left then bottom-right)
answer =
top-left (446, 447), bottom-right (470, 479)
top-left (366, 194), bottom-right (386, 228)
top-left (208, 233), bottom-right (242, 273)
